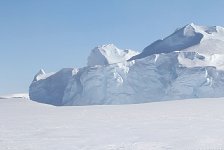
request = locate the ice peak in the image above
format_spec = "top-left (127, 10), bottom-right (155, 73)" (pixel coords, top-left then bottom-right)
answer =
top-left (38, 69), bottom-right (45, 75)
top-left (184, 23), bottom-right (197, 30)
top-left (189, 22), bottom-right (196, 26)
top-left (88, 44), bottom-right (139, 66)
top-left (180, 23), bottom-right (207, 37)
top-left (94, 44), bottom-right (120, 56)
top-left (186, 22), bottom-right (198, 28)
top-left (98, 43), bottom-right (117, 49)
top-left (182, 23), bottom-right (224, 36)
top-left (33, 69), bottom-right (47, 82)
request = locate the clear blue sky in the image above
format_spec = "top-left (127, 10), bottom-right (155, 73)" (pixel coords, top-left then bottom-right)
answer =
top-left (0, 0), bottom-right (224, 94)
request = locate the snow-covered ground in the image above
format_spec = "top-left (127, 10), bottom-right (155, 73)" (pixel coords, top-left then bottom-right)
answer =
top-left (1, 97), bottom-right (224, 150)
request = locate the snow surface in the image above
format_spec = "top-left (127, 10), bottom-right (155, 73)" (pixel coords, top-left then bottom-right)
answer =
top-left (1, 97), bottom-right (224, 150)
top-left (29, 23), bottom-right (224, 106)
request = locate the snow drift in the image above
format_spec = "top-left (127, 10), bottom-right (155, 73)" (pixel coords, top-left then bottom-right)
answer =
top-left (29, 23), bottom-right (224, 105)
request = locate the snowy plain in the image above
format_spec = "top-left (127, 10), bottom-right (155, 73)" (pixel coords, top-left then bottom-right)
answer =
top-left (1, 97), bottom-right (224, 150)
